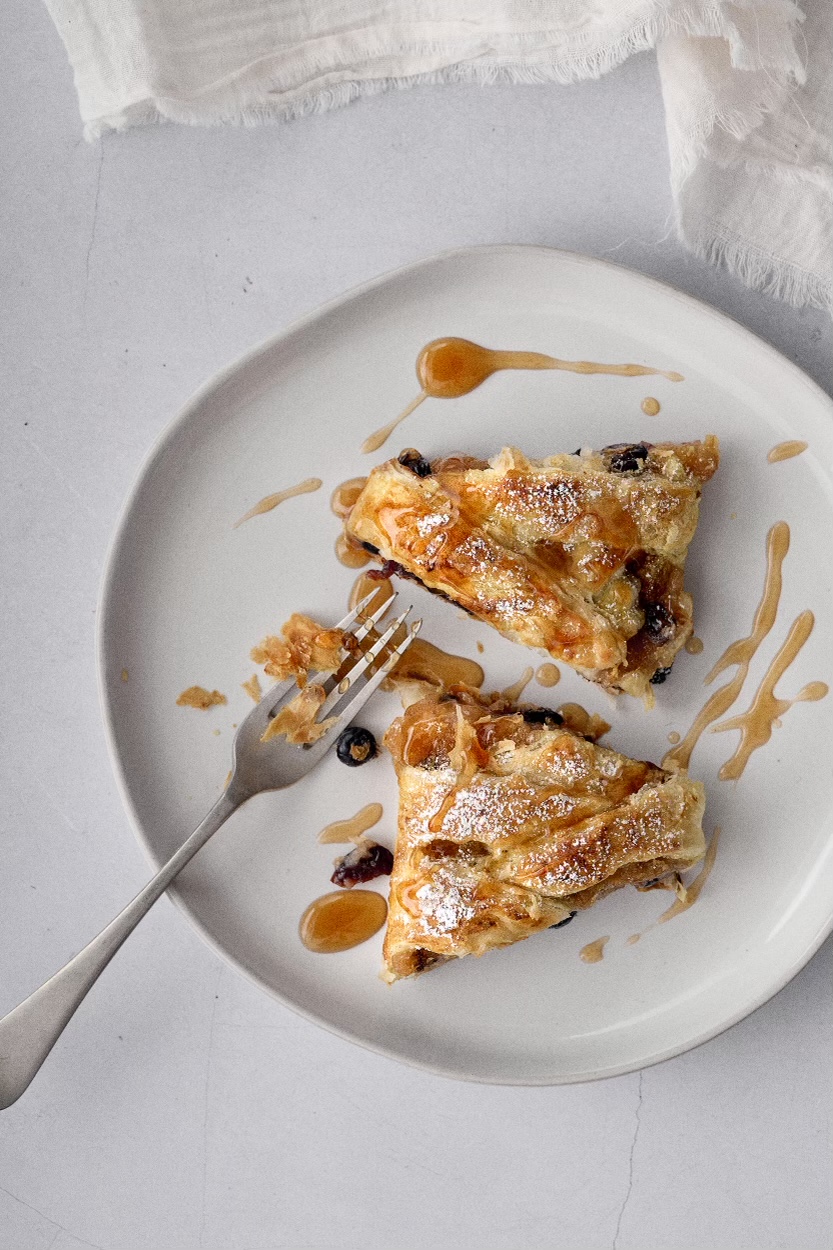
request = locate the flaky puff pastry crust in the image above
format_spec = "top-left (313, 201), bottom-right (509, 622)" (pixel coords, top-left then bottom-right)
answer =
top-left (345, 440), bottom-right (719, 701)
top-left (382, 691), bottom-right (705, 980)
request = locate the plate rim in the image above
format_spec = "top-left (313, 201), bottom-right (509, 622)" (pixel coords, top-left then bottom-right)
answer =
top-left (96, 243), bottom-right (833, 1085)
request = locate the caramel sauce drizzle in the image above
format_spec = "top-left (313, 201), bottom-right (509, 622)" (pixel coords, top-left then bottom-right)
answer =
top-left (318, 802), bottom-right (383, 845)
top-left (641, 396), bottom-right (661, 415)
top-left (657, 828), bottom-right (721, 924)
top-left (580, 936), bottom-right (609, 963)
top-left (362, 337), bottom-right (684, 453)
top-left (768, 440), bottom-right (808, 464)
top-left (711, 612), bottom-right (828, 780)
top-left (501, 666), bottom-right (535, 703)
top-left (299, 890), bottom-right (387, 953)
top-left (233, 477), bottom-right (322, 528)
top-left (536, 662), bottom-right (561, 688)
top-left (663, 522), bottom-right (789, 771)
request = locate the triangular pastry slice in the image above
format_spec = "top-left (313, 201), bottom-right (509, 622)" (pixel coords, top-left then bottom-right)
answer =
top-left (345, 439), bottom-right (719, 701)
top-left (382, 689), bottom-right (705, 980)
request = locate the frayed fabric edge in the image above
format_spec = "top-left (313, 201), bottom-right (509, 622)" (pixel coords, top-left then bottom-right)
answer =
top-left (680, 220), bottom-right (833, 313)
top-left (80, 2), bottom-right (770, 140)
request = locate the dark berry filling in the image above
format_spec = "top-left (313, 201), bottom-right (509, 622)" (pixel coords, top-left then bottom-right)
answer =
top-left (549, 911), bottom-right (577, 929)
top-left (643, 602), bottom-right (676, 644)
top-left (606, 443), bottom-right (649, 473)
top-left (650, 666), bottom-right (673, 685)
top-left (397, 448), bottom-right (432, 477)
top-left (521, 707), bottom-right (564, 726)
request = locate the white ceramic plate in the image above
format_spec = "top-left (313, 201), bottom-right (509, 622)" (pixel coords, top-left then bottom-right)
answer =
top-left (98, 246), bottom-right (833, 1084)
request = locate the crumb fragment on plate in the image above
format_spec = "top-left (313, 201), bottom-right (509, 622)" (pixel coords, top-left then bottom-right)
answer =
top-left (176, 686), bottom-right (228, 710)
top-left (242, 673), bottom-right (262, 703)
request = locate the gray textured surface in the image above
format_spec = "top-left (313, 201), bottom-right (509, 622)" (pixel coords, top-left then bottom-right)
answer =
top-left (1, 4), bottom-right (831, 1248)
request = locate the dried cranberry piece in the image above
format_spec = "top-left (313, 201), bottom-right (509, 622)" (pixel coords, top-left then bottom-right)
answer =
top-left (644, 602), bottom-right (676, 644)
top-left (367, 559), bottom-right (403, 581)
top-left (330, 842), bottom-right (394, 888)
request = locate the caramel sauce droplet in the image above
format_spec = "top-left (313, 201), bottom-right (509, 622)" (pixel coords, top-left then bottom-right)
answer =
top-left (330, 477), bottom-right (367, 519)
top-left (768, 440), bottom-right (808, 463)
top-left (710, 612), bottom-right (827, 780)
top-left (685, 635), bottom-right (704, 655)
top-left (580, 936), bottom-right (609, 963)
top-left (667, 730), bottom-right (681, 744)
top-left (233, 477), bottom-right (322, 528)
top-left (641, 396), bottom-right (661, 415)
top-left (663, 522), bottom-right (790, 771)
top-left (536, 662), bottom-right (561, 688)
top-left (299, 890), bottom-right (388, 953)
top-left (318, 802), bottom-right (383, 844)
top-left (335, 532), bottom-right (371, 568)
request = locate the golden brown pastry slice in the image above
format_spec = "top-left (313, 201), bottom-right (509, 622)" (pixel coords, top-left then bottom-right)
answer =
top-left (345, 439), bottom-right (719, 701)
top-left (382, 689), bottom-right (705, 980)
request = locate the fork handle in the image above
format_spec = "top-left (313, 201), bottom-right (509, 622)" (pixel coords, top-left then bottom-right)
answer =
top-left (0, 790), bottom-right (239, 1110)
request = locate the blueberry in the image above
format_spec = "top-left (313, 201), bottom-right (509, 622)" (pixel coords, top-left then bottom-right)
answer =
top-left (398, 448), bottom-right (432, 477)
top-left (549, 911), bottom-right (577, 929)
top-left (644, 602), bottom-right (676, 644)
top-left (336, 725), bottom-right (378, 766)
top-left (607, 443), bottom-right (649, 473)
top-left (650, 666), bottom-right (673, 685)
top-left (521, 707), bottom-right (564, 726)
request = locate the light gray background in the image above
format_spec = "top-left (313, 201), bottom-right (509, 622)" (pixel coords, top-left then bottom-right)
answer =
top-left (2, 4), bottom-right (832, 1249)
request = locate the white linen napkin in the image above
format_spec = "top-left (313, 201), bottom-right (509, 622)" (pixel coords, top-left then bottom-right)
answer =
top-left (46, 0), bottom-right (831, 311)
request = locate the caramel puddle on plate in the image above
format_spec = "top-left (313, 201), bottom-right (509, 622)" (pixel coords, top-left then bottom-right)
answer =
top-left (580, 936), bottom-right (609, 964)
top-left (768, 440), bottom-right (808, 463)
top-left (348, 571), bottom-right (396, 615)
top-left (501, 665), bottom-right (535, 702)
top-left (299, 890), bottom-right (387, 953)
top-left (362, 337), bottom-right (684, 453)
top-left (663, 521), bottom-right (790, 771)
top-left (389, 637), bottom-right (485, 690)
top-left (318, 802), bottom-right (383, 845)
top-left (233, 477), bottom-right (322, 528)
top-left (536, 662), bottom-right (561, 688)
top-left (641, 396), bottom-right (661, 416)
top-left (711, 611), bottom-right (828, 779)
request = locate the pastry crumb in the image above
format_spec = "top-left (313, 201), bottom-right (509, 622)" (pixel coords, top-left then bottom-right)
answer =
top-left (260, 682), bottom-right (336, 745)
top-left (242, 673), bottom-right (262, 703)
top-left (176, 686), bottom-right (228, 710)
top-left (120, 668), bottom-right (129, 683)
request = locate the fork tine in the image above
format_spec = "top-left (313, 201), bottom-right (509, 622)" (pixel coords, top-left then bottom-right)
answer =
top-left (317, 607), bottom-right (412, 719)
top-left (327, 617), bottom-right (422, 727)
top-left (255, 589), bottom-right (398, 718)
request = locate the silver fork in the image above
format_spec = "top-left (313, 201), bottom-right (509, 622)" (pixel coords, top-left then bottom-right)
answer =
top-left (0, 591), bottom-right (415, 1110)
